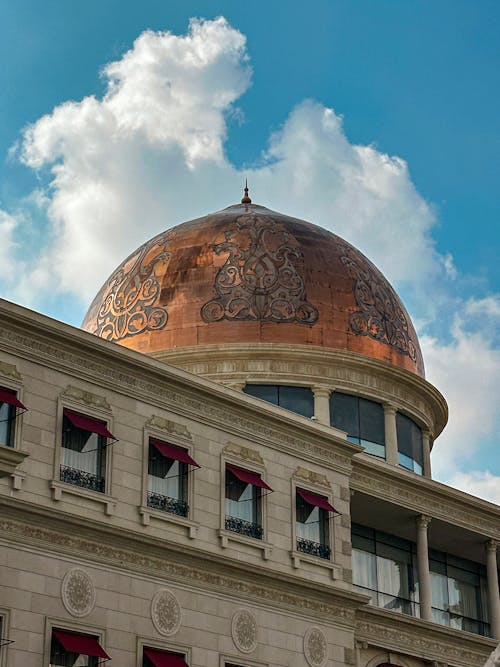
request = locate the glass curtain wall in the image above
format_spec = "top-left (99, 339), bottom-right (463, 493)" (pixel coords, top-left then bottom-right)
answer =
top-left (396, 412), bottom-right (424, 474)
top-left (352, 524), bottom-right (420, 617)
top-left (429, 549), bottom-right (490, 636)
top-left (330, 393), bottom-right (385, 459)
top-left (243, 385), bottom-right (314, 418)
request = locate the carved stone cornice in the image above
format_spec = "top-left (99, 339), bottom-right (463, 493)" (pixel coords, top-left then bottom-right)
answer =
top-left (352, 459), bottom-right (500, 539)
top-left (0, 514), bottom-right (361, 627)
top-left (0, 313), bottom-right (355, 474)
top-left (0, 359), bottom-right (22, 381)
top-left (147, 415), bottom-right (192, 441)
top-left (356, 607), bottom-right (495, 667)
top-left (293, 467), bottom-right (331, 489)
top-left (224, 442), bottom-right (264, 465)
top-left (61, 385), bottom-right (111, 412)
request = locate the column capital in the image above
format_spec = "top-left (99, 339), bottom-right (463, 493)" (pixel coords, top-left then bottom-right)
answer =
top-left (312, 385), bottom-right (332, 398)
top-left (382, 402), bottom-right (397, 414)
top-left (486, 539), bottom-right (499, 553)
top-left (416, 514), bottom-right (432, 529)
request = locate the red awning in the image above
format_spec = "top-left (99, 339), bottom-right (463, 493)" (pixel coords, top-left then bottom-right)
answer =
top-left (377, 664), bottom-right (404, 667)
top-left (297, 488), bottom-right (337, 513)
top-left (226, 463), bottom-right (273, 492)
top-left (150, 438), bottom-right (200, 468)
top-left (64, 409), bottom-right (115, 440)
top-left (0, 388), bottom-right (26, 410)
top-left (52, 630), bottom-right (110, 660)
top-left (144, 648), bottom-right (189, 667)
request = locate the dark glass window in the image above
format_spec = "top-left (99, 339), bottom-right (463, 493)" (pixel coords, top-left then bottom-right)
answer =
top-left (225, 467), bottom-right (262, 539)
top-left (147, 443), bottom-right (188, 517)
top-left (60, 414), bottom-right (106, 493)
top-left (396, 413), bottom-right (423, 475)
top-left (352, 524), bottom-right (419, 617)
top-left (330, 393), bottom-right (385, 458)
top-left (429, 548), bottom-right (490, 636)
top-left (244, 385), bottom-right (314, 418)
top-left (50, 632), bottom-right (99, 667)
top-left (296, 493), bottom-right (330, 560)
top-left (0, 389), bottom-right (16, 447)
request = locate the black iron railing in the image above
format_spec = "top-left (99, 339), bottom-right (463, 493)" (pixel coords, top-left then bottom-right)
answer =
top-left (60, 465), bottom-right (105, 493)
top-left (147, 492), bottom-right (189, 517)
top-left (296, 537), bottom-right (330, 560)
top-left (225, 515), bottom-right (263, 539)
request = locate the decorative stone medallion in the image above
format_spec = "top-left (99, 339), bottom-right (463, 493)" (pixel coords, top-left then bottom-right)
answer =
top-left (151, 589), bottom-right (182, 636)
top-left (231, 609), bottom-right (258, 653)
top-left (61, 568), bottom-right (96, 617)
top-left (304, 627), bottom-right (328, 667)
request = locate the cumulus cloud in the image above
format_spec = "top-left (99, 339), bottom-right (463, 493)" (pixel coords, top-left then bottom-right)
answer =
top-left (448, 471), bottom-right (500, 506)
top-left (1, 17), bottom-right (499, 502)
top-left (0, 211), bottom-right (18, 281)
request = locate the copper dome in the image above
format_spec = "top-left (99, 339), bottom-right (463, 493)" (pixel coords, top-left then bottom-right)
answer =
top-left (82, 200), bottom-right (424, 377)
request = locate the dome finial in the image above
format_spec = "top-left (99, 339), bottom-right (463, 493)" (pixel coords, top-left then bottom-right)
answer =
top-left (241, 179), bottom-right (252, 204)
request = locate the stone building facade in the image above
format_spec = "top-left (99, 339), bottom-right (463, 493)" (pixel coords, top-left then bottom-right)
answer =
top-left (0, 197), bottom-right (499, 667)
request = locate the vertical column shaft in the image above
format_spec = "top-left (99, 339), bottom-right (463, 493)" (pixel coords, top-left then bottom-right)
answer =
top-left (312, 386), bottom-right (331, 426)
top-left (422, 429), bottom-right (432, 478)
top-left (383, 403), bottom-right (398, 465)
top-left (486, 540), bottom-right (500, 640)
top-left (416, 514), bottom-right (432, 621)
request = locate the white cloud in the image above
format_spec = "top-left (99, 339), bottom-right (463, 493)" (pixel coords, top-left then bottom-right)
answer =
top-left (447, 471), bottom-right (500, 505)
top-left (0, 211), bottom-right (18, 281)
top-left (2, 17), bottom-right (499, 502)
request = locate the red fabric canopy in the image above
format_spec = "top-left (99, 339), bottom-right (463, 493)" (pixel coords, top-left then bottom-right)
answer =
top-left (377, 664), bottom-right (404, 667)
top-left (226, 463), bottom-right (273, 492)
top-left (150, 438), bottom-right (200, 468)
top-left (0, 388), bottom-right (26, 410)
top-left (297, 488), bottom-right (337, 513)
top-left (144, 648), bottom-right (189, 667)
top-left (64, 409), bottom-right (115, 440)
top-left (53, 629), bottom-right (110, 659)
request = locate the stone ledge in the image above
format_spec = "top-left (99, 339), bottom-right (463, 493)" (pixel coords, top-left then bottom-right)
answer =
top-left (50, 479), bottom-right (116, 516)
top-left (0, 444), bottom-right (29, 478)
top-left (139, 505), bottom-right (198, 539)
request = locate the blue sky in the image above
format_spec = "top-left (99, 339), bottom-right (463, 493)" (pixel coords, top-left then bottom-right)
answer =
top-left (0, 1), bottom-right (499, 501)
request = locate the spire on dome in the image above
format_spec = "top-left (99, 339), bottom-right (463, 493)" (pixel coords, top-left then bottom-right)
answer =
top-left (241, 179), bottom-right (252, 204)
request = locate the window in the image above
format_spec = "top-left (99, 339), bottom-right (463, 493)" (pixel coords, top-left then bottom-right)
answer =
top-left (243, 385), bottom-right (314, 418)
top-left (429, 549), bottom-right (490, 636)
top-left (396, 413), bottom-right (423, 474)
top-left (352, 524), bottom-right (420, 617)
top-left (143, 647), bottom-right (189, 667)
top-left (0, 387), bottom-right (26, 447)
top-left (60, 409), bottom-right (115, 493)
top-left (225, 464), bottom-right (272, 539)
top-left (296, 488), bottom-right (335, 560)
top-left (147, 439), bottom-right (199, 517)
top-left (330, 392), bottom-right (385, 458)
top-left (50, 629), bottom-right (109, 666)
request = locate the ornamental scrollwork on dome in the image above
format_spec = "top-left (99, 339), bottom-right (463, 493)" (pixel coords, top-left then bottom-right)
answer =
top-left (339, 244), bottom-right (418, 363)
top-left (93, 237), bottom-right (171, 341)
top-left (201, 214), bottom-right (318, 324)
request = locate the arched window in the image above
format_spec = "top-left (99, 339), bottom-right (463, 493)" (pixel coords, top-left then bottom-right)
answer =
top-left (243, 385), bottom-right (314, 418)
top-left (330, 392), bottom-right (385, 458)
top-left (396, 413), bottom-right (423, 475)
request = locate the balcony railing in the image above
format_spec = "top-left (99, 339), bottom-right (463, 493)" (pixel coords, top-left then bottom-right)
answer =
top-left (60, 465), bottom-right (105, 493)
top-left (225, 515), bottom-right (263, 539)
top-left (147, 491), bottom-right (189, 517)
top-left (296, 537), bottom-right (331, 560)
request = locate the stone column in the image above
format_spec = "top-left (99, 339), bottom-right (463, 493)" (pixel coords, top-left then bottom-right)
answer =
top-left (312, 386), bottom-right (331, 426)
top-left (485, 540), bottom-right (500, 640)
top-left (422, 429), bottom-right (432, 478)
top-left (416, 514), bottom-right (432, 621)
top-left (383, 403), bottom-right (398, 465)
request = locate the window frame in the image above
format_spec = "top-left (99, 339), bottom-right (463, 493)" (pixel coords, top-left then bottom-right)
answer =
top-left (243, 383), bottom-right (314, 419)
top-left (44, 619), bottom-right (108, 667)
top-left (290, 479), bottom-right (341, 578)
top-left (396, 411), bottom-right (424, 475)
top-left (0, 380), bottom-right (24, 451)
top-left (50, 398), bottom-right (116, 514)
top-left (139, 426), bottom-right (198, 538)
top-left (136, 636), bottom-right (191, 667)
top-left (219, 454), bottom-right (272, 560)
top-left (0, 608), bottom-right (11, 667)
